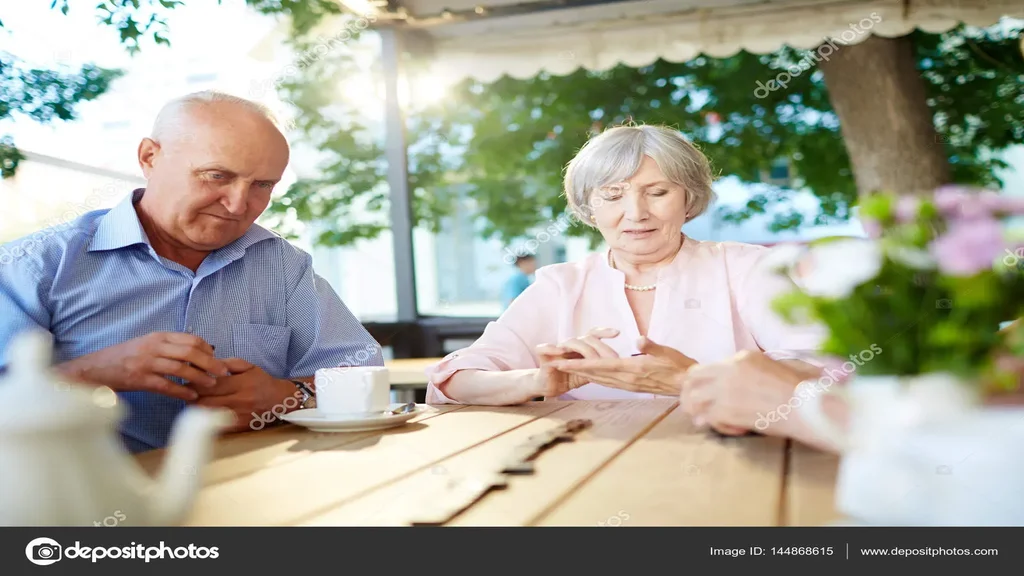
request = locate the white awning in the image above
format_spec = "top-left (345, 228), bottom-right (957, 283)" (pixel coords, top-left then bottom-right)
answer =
top-left (345, 0), bottom-right (1024, 83)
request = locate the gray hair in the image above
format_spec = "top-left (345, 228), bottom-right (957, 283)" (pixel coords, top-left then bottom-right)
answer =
top-left (563, 124), bottom-right (716, 224)
top-left (150, 90), bottom-right (285, 141)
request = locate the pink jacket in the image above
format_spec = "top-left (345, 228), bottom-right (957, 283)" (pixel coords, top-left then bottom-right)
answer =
top-left (425, 236), bottom-right (827, 404)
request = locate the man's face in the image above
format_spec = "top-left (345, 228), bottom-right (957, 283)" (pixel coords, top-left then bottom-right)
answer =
top-left (137, 103), bottom-right (290, 251)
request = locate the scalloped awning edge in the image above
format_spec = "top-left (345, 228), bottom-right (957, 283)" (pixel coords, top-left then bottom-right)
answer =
top-left (417, 3), bottom-right (1023, 84)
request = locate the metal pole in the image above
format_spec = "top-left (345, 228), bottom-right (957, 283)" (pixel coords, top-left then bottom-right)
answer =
top-left (379, 27), bottom-right (418, 322)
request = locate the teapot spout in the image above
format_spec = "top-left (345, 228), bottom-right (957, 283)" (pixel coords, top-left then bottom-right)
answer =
top-left (150, 407), bottom-right (234, 526)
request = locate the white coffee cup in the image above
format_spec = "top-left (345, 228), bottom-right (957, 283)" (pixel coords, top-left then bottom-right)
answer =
top-left (314, 366), bottom-right (391, 417)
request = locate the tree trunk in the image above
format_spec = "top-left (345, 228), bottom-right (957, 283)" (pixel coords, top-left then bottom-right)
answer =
top-left (818, 34), bottom-right (951, 196)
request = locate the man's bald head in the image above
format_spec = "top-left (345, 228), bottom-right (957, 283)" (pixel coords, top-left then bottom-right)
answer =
top-left (150, 90), bottom-right (287, 149)
top-left (135, 90), bottom-right (291, 255)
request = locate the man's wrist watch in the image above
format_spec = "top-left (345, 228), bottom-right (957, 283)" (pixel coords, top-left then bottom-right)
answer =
top-left (290, 380), bottom-right (316, 410)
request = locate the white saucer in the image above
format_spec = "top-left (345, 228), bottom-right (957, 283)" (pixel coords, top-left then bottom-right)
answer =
top-left (280, 404), bottom-right (424, 432)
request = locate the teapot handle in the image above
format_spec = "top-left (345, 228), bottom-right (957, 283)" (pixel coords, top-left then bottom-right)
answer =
top-left (797, 380), bottom-right (850, 452)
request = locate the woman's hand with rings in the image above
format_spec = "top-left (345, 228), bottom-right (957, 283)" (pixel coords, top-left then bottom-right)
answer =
top-left (533, 327), bottom-right (620, 397)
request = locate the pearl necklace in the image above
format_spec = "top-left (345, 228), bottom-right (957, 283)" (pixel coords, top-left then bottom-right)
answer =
top-left (608, 251), bottom-right (658, 291)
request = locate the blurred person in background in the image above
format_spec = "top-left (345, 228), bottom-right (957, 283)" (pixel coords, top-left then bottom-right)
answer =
top-left (502, 254), bottom-right (537, 310)
top-left (0, 90), bottom-right (382, 452)
top-left (424, 123), bottom-right (826, 407)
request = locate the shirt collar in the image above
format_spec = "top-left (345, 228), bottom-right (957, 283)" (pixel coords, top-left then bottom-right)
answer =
top-left (87, 188), bottom-right (151, 252)
top-left (88, 188), bottom-right (278, 260)
top-left (210, 222), bottom-right (278, 264)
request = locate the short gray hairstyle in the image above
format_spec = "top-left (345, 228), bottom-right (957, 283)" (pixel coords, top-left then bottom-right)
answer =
top-left (150, 90), bottom-right (285, 140)
top-left (563, 124), bottom-right (716, 225)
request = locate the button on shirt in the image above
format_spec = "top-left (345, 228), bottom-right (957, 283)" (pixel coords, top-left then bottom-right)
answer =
top-left (0, 189), bottom-right (384, 452)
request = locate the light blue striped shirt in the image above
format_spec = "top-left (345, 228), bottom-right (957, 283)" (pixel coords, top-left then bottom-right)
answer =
top-left (0, 189), bottom-right (383, 452)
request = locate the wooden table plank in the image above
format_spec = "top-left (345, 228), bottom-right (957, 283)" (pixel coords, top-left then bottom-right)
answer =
top-left (385, 357), bottom-right (442, 385)
top-left (133, 404), bottom-right (464, 486)
top-left (175, 402), bottom-right (568, 526)
top-left (783, 441), bottom-right (840, 526)
top-left (535, 406), bottom-right (789, 526)
top-left (300, 398), bottom-right (676, 526)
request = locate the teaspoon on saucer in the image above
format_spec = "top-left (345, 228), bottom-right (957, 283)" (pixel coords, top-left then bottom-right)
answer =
top-left (385, 402), bottom-right (417, 416)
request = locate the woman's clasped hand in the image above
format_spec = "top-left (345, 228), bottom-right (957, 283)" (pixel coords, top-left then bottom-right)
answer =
top-left (542, 329), bottom-right (698, 396)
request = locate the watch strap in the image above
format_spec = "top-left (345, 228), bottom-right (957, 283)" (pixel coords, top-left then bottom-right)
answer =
top-left (291, 379), bottom-right (314, 396)
top-left (290, 379), bottom-right (316, 409)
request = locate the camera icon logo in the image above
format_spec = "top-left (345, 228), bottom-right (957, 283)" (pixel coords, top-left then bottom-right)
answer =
top-left (25, 537), bottom-right (62, 566)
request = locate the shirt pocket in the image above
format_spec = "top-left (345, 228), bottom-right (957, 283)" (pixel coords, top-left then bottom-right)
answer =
top-left (231, 323), bottom-right (292, 379)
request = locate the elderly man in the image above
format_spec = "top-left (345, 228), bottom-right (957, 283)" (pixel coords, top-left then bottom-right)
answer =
top-left (0, 90), bottom-right (383, 452)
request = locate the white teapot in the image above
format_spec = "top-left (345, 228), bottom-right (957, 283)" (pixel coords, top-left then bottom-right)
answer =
top-left (0, 329), bottom-right (234, 526)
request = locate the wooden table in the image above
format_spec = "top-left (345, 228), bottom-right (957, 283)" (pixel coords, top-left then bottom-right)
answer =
top-left (134, 399), bottom-right (841, 526)
top-left (384, 357), bottom-right (442, 402)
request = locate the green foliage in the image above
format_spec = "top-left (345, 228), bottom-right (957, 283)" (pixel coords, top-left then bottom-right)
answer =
top-left (0, 0), bottom-right (192, 179)
top-left (269, 19), bottom-right (1024, 249)
top-left (917, 26), bottom-right (1024, 184)
top-left (0, 0), bottom-right (340, 181)
top-left (0, 52), bottom-right (124, 178)
top-left (46, 0), bottom-right (186, 54)
top-left (243, 0), bottom-right (343, 36)
top-left (772, 189), bottom-right (1024, 390)
top-left (435, 25), bottom-right (1023, 244)
top-left (256, 18), bottom-right (461, 242)
top-left (4, 1), bottom-right (1023, 255)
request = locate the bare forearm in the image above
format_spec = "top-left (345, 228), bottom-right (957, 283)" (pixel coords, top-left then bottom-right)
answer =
top-left (440, 369), bottom-right (542, 405)
top-left (54, 357), bottom-right (97, 385)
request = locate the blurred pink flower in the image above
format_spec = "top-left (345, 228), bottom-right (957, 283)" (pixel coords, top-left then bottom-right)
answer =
top-left (988, 194), bottom-right (1024, 215)
top-left (933, 185), bottom-right (974, 214)
top-left (894, 195), bottom-right (922, 222)
top-left (933, 185), bottom-right (1024, 219)
top-left (930, 217), bottom-right (1006, 276)
top-left (861, 217), bottom-right (883, 239)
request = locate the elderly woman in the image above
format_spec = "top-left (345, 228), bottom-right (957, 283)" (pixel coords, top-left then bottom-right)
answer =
top-left (424, 123), bottom-right (826, 411)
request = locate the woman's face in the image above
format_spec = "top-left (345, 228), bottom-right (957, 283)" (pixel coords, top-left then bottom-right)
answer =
top-left (590, 155), bottom-right (689, 257)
